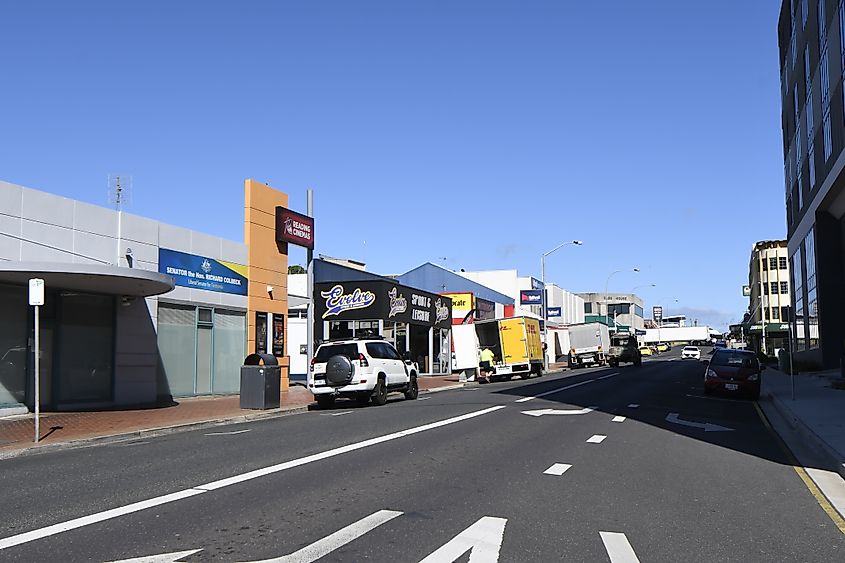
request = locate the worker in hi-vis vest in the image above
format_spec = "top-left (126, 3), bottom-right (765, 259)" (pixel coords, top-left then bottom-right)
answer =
top-left (479, 347), bottom-right (495, 383)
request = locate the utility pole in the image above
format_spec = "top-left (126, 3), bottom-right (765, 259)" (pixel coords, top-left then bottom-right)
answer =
top-left (306, 189), bottom-right (315, 379)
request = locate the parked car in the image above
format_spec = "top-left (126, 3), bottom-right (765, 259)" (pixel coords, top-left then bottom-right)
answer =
top-left (681, 346), bottom-right (701, 360)
top-left (656, 343), bottom-right (670, 353)
top-left (704, 348), bottom-right (763, 399)
top-left (639, 346), bottom-right (654, 356)
top-left (309, 337), bottom-right (418, 408)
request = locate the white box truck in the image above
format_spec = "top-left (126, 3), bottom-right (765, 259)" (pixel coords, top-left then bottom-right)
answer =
top-left (568, 322), bottom-right (610, 367)
top-left (643, 326), bottom-right (710, 345)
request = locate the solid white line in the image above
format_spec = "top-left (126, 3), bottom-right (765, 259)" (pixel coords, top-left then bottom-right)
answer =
top-left (543, 463), bottom-right (572, 476)
top-left (597, 372), bottom-right (619, 380)
top-left (612, 416), bottom-right (626, 423)
top-left (600, 531), bottom-right (640, 563)
top-left (0, 489), bottom-right (206, 550)
top-left (0, 405), bottom-right (506, 550)
top-left (106, 549), bottom-right (203, 562)
top-left (586, 435), bottom-right (607, 444)
top-left (627, 404), bottom-right (639, 408)
top-left (330, 411), bottom-right (353, 417)
top-left (247, 510), bottom-right (403, 563)
top-left (515, 379), bottom-right (596, 403)
top-left (204, 429), bottom-right (252, 436)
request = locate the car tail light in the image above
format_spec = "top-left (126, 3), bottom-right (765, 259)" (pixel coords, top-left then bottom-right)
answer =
top-left (706, 368), bottom-right (719, 379)
top-left (358, 353), bottom-right (369, 367)
top-left (748, 373), bottom-right (759, 381)
top-left (310, 357), bottom-right (316, 372)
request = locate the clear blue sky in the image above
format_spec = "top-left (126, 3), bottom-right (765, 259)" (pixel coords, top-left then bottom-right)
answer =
top-left (0, 1), bottom-right (784, 331)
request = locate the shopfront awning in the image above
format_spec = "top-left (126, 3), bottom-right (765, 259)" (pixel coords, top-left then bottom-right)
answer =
top-left (0, 262), bottom-right (175, 297)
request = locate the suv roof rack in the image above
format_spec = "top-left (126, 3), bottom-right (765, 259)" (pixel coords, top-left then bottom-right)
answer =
top-left (321, 335), bottom-right (385, 343)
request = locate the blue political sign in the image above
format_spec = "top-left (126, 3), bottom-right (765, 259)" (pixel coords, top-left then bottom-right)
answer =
top-left (546, 307), bottom-right (562, 317)
top-left (159, 248), bottom-right (248, 296)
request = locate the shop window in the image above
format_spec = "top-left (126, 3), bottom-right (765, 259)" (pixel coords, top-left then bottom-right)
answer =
top-left (58, 293), bottom-right (114, 404)
top-left (158, 303), bottom-right (197, 397)
top-left (0, 284), bottom-right (28, 407)
top-left (213, 310), bottom-right (246, 394)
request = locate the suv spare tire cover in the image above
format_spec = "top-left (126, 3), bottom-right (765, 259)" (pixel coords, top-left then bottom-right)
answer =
top-left (326, 354), bottom-right (354, 385)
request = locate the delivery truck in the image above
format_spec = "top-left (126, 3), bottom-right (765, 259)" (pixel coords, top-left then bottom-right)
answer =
top-left (643, 326), bottom-right (711, 345)
top-left (474, 317), bottom-right (544, 380)
top-left (568, 322), bottom-right (611, 367)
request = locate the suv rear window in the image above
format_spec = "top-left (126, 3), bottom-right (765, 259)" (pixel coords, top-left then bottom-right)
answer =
top-left (315, 343), bottom-right (359, 363)
top-left (710, 350), bottom-right (758, 369)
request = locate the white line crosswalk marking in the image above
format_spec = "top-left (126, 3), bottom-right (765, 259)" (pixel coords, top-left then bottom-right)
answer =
top-left (600, 531), bottom-right (640, 563)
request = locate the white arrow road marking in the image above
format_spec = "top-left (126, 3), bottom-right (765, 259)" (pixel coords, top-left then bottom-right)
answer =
top-left (665, 413), bottom-right (734, 432)
top-left (543, 463), bottom-right (572, 476)
top-left (105, 549), bottom-right (203, 563)
top-left (612, 416), bottom-right (626, 423)
top-left (627, 404), bottom-right (639, 408)
top-left (586, 435), bottom-right (607, 444)
top-left (600, 532), bottom-right (640, 563)
top-left (0, 406), bottom-right (505, 551)
top-left (204, 429), bottom-right (252, 436)
top-left (242, 510), bottom-right (403, 563)
top-left (514, 379), bottom-right (596, 403)
top-left (419, 516), bottom-right (507, 563)
top-left (521, 406), bottom-right (596, 417)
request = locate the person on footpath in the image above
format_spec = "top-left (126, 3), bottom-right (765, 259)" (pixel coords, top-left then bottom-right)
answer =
top-left (479, 347), bottom-right (496, 384)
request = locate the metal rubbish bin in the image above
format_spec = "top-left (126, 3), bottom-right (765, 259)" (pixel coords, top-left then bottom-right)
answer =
top-left (240, 353), bottom-right (281, 409)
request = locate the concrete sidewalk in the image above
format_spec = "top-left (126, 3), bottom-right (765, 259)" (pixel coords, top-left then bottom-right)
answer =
top-left (762, 365), bottom-right (845, 478)
top-left (0, 375), bottom-right (465, 458)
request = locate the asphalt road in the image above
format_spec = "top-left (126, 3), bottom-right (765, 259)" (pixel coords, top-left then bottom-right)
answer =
top-left (2, 350), bottom-right (844, 562)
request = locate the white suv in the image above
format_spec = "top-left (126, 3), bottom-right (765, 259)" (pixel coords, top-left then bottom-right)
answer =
top-left (309, 338), bottom-right (419, 408)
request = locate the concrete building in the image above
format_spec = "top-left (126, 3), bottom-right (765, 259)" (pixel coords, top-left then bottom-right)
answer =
top-left (778, 0), bottom-right (845, 368)
top-left (578, 292), bottom-right (645, 332)
top-left (457, 269), bottom-right (545, 319)
top-left (747, 240), bottom-right (793, 354)
top-left (0, 178), bottom-right (300, 415)
top-left (543, 283), bottom-right (586, 326)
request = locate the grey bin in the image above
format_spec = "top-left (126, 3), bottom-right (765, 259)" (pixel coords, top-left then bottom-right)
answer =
top-left (240, 353), bottom-right (281, 409)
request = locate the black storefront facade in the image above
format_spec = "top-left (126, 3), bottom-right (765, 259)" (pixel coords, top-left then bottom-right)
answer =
top-left (314, 279), bottom-right (452, 375)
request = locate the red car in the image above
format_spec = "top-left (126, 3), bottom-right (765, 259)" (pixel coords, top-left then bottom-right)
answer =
top-left (703, 348), bottom-right (764, 399)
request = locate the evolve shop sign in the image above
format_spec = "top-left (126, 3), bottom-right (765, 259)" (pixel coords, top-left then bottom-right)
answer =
top-left (275, 206), bottom-right (314, 249)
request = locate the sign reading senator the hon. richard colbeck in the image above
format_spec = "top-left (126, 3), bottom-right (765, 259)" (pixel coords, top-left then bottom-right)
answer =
top-left (159, 248), bottom-right (249, 296)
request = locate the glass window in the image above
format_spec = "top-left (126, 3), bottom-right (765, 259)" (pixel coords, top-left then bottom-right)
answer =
top-left (762, 257), bottom-right (768, 270)
top-left (58, 293), bottom-right (114, 404)
top-left (158, 303), bottom-right (197, 397)
top-left (781, 281), bottom-right (789, 293)
top-left (0, 285), bottom-right (28, 407)
top-left (806, 228), bottom-right (817, 287)
top-left (782, 305), bottom-right (792, 321)
top-left (769, 257), bottom-right (778, 270)
top-left (807, 93), bottom-right (814, 142)
top-left (770, 281), bottom-right (779, 295)
top-left (710, 350), bottom-right (759, 369)
top-left (821, 48), bottom-right (830, 107)
top-left (383, 343), bottom-right (403, 361)
top-left (809, 144), bottom-right (816, 187)
top-left (779, 256), bottom-right (788, 269)
top-left (819, 0), bottom-right (827, 49)
top-left (803, 0), bottom-right (809, 28)
top-left (365, 343), bottom-right (386, 359)
top-left (315, 343), bottom-right (359, 362)
top-left (824, 110), bottom-right (832, 160)
top-left (764, 283), bottom-right (770, 295)
top-left (584, 303), bottom-right (592, 314)
top-left (772, 307), bottom-right (780, 320)
top-left (840, 0), bottom-right (845, 69)
top-left (212, 309), bottom-right (246, 394)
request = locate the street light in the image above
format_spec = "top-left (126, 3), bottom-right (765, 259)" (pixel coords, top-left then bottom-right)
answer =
top-left (541, 239), bottom-right (583, 370)
top-left (604, 268), bottom-right (639, 330)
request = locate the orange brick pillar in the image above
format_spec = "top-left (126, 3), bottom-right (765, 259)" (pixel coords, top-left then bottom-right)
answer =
top-left (244, 179), bottom-right (290, 391)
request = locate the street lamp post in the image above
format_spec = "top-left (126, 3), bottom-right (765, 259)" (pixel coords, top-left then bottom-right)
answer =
top-left (604, 268), bottom-right (639, 331)
top-left (541, 239), bottom-right (583, 370)
top-left (631, 283), bottom-right (656, 333)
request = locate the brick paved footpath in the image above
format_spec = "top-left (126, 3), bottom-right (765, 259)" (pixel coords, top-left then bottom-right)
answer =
top-left (0, 375), bottom-right (464, 456)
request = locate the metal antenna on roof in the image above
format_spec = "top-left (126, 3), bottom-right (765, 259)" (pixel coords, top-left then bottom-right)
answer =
top-left (108, 175), bottom-right (132, 211)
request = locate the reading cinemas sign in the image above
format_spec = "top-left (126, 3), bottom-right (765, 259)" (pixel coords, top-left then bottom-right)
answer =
top-left (275, 206), bottom-right (315, 250)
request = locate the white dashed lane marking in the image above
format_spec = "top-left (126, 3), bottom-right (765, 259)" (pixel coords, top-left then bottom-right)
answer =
top-left (600, 531), bottom-right (641, 562)
top-left (612, 416), bottom-right (626, 423)
top-left (627, 404), bottom-right (639, 408)
top-left (586, 435), bottom-right (607, 444)
top-left (543, 463), bottom-right (573, 476)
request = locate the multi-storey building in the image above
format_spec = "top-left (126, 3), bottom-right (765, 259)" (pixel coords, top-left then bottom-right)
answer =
top-left (747, 241), bottom-right (793, 354)
top-left (778, 0), bottom-right (845, 368)
top-left (577, 292), bottom-right (645, 332)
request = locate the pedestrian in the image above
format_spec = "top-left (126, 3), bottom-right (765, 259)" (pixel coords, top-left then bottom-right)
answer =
top-left (479, 347), bottom-right (496, 383)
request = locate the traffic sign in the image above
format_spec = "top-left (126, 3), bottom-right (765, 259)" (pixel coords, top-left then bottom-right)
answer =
top-left (29, 278), bottom-right (44, 306)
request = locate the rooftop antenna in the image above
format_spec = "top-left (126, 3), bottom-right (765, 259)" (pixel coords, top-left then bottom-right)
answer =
top-left (108, 174), bottom-right (132, 211)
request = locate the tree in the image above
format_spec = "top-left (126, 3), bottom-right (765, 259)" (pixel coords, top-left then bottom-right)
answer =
top-left (288, 265), bottom-right (306, 274)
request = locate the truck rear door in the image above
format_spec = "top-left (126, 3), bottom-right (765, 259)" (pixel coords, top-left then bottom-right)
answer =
top-left (524, 318), bottom-right (543, 362)
top-left (499, 318), bottom-right (529, 365)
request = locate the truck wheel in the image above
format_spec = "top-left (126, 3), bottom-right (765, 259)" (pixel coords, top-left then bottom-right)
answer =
top-left (372, 376), bottom-right (388, 406)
